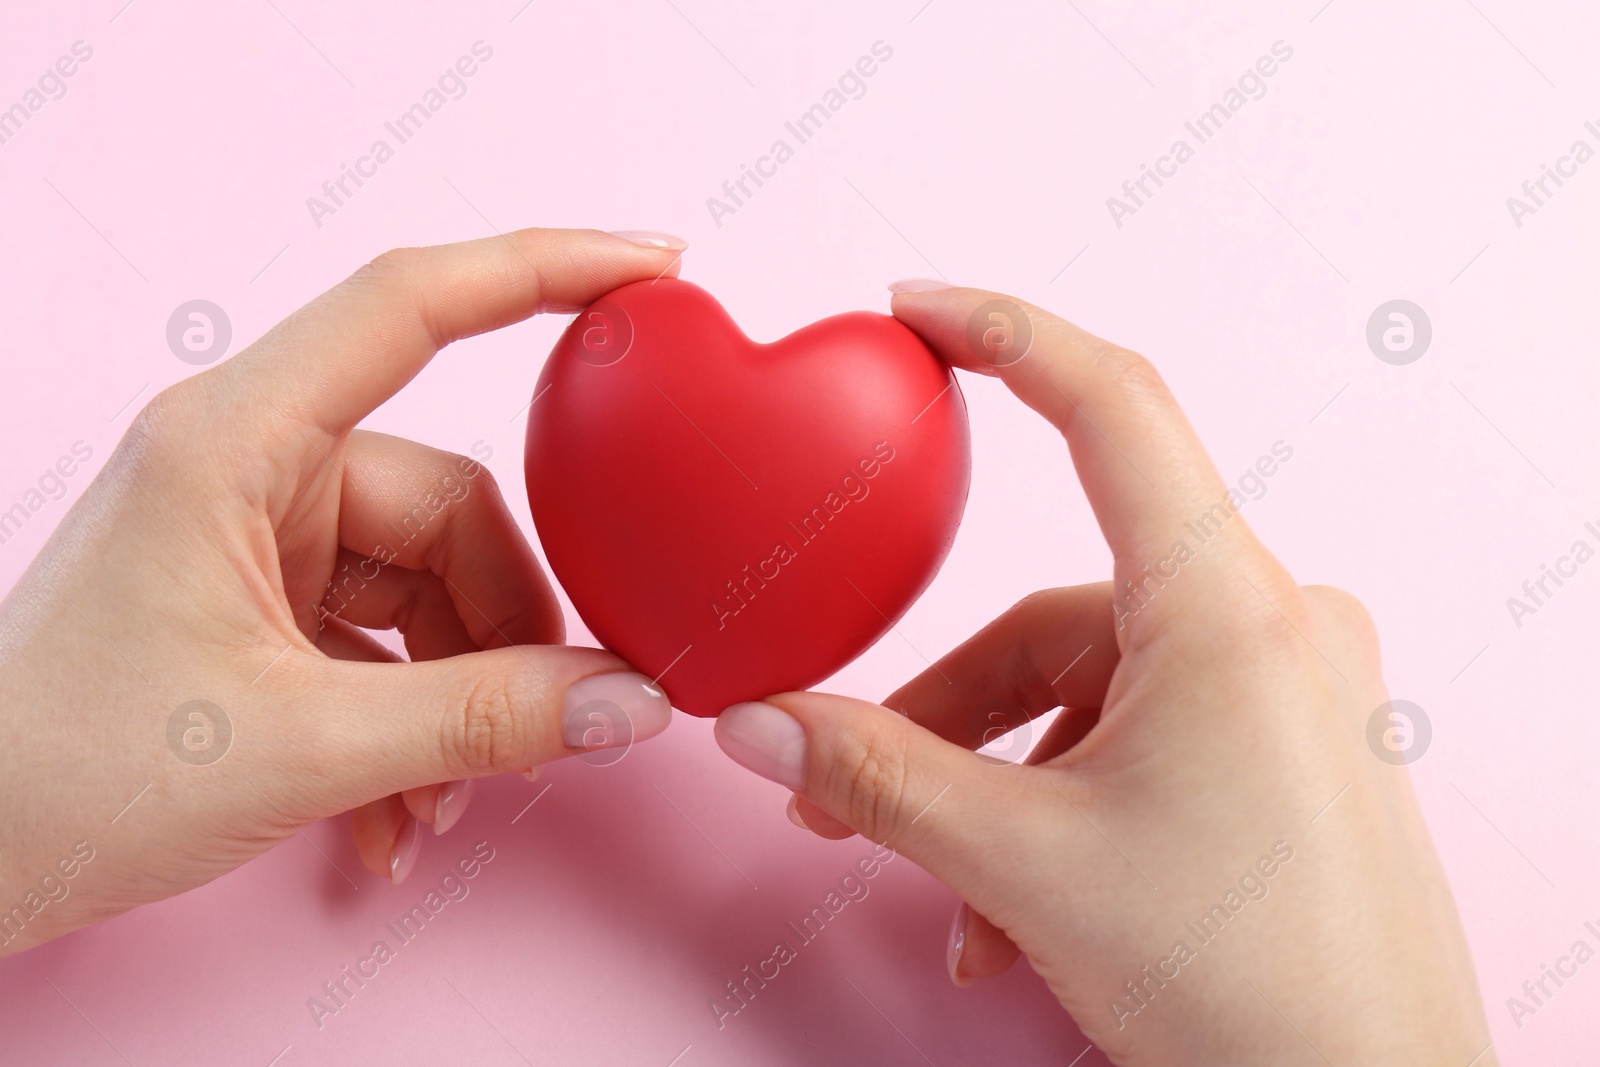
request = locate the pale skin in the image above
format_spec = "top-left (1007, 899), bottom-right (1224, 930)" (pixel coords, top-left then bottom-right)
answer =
top-left (0, 228), bottom-right (1492, 1064)
top-left (720, 283), bottom-right (1498, 1063)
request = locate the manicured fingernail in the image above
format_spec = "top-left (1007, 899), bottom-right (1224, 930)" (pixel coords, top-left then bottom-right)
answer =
top-left (610, 229), bottom-right (689, 251)
top-left (889, 278), bottom-right (953, 294)
top-left (785, 793), bottom-right (808, 829)
top-left (434, 779), bottom-right (474, 836)
top-left (391, 817), bottom-right (423, 885)
top-left (714, 702), bottom-right (806, 791)
top-left (563, 672), bottom-right (673, 750)
top-left (948, 902), bottom-right (972, 986)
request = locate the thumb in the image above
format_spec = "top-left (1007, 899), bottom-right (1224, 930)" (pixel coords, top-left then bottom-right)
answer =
top-left (714, 692), bottom-right (1031, 886)
top-left (296, 646), bottom-right (673, 812)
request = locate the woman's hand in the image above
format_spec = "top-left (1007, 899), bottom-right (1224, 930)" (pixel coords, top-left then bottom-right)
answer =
top-left (0, 227), bottom-right (683, 955)
top-left (714, 283), bottom-right (1495, 1065)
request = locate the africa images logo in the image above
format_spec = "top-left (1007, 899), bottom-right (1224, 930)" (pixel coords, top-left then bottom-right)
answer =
top-left (710, 442), bottom-right (896, 630)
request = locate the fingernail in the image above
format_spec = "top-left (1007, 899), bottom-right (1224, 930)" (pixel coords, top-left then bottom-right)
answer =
top-left (391, 817), bottom-right (423, 885)
top-left (948, 902), bottom-right (971, 986)
top-left (889, 278), bottom-right (953, 294)
top-left (785, 793), bottom-right (808, 829)
top-left (714, 702), bottom-right (806, 791)
top-left (562, 672), bottom-right (673, 750)
top-left (610, 229), bottom-right (689, 251)
top-left (434, 779), bottom-right (474, 836)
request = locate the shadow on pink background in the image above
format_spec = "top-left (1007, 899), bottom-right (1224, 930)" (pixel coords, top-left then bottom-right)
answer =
top-left (2, 0), bottom-right (1597, 1062)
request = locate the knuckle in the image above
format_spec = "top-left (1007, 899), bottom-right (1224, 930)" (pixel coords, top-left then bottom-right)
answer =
top-left (450, 452), bottom-right (500, 500)
top-left (130, 381), bottom-right (189, 436)
top-left (465, 454), bottom-right (499, 488)
top-left (122, 381), bottom-right (204, 463)
top-left (1304, 583), bottom-right (1380, 649)
top-left (1232, 585), bottom-right (1319, 659)
top-left (1011, 586), bottom-right (1070, 622)
top-left (1304, 583), bottom-right (1369, 622)
top-left (837, 727), bottom-right (912, 841)
top-left (1092, 346), bottom-right (1168, 399)
top-left (441, 673), bottom-right (532, 775)
top-left (356, 245), bottom-right (426, 285)
top-left (1003, 588), bottom-right (1074, 694)
top-left (348, 246), bottom-right (444, 345)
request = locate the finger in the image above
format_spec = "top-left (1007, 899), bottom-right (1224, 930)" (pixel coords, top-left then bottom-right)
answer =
top-left (1027, 707), bottom-right (1102, 767)
top-left (351, 794), bottom-right (419, 883)
top-left (890, 286), bottom-right (1274, 591)
top-left (219, 228), bottom-right (685, 435)
top-left (314, 619), bottom-right (470, 860)
top-left (785, 583), bottom-right (1113, 843)
top-left (313, 620), bottom-right (419, 879)
top-left (296, 647), bottom-right (673, 812)
top-left (328, 431), bottom-right (562, 653)
top-left (714, 692), bottom-right (1044, 891)
top-left (402, 786), bottom-right (438, 825)
top-left (400, 780), bottom-right (475, 835)
top-left (782, 710), bottom-right (1102, 844)
top-left (783, 705), bottom-right (1099, 838)
top-left (787, 794), bottom-right (856, 839)
top-left (948, 901), bottom-right (1021, 986)
top-left (322, 551), bottom-right (476, 661)
top-left (317, 594), bottom-right (479, 836)
top-left (882, 584), bottom-right (1119, 750)
top-left (330, 431), bottom-right (544, 834)
top-left (313, 612), bottom-right (403, 663)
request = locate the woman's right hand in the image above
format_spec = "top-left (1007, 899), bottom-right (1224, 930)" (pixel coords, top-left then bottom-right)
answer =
top-left (714, 283), bottom-right (1495, 1065)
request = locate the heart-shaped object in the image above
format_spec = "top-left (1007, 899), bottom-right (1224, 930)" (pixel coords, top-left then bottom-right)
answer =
top-left (525, 279), bottom-right (970, 716)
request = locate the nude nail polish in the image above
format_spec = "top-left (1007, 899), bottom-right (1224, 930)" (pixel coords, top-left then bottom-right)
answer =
top-left (434, 779), bottom-right (474, 836)
top-left (786, 794), bottom-right (808, 829)
top-left (562, 672), bottom-right (673, 751)
top-left (609, 230), bottom-right (689, 251)
top-left (889, 278), bottom-right (954, 293)
top-left (714, 702), bottom-right (807, 791)
top-left (948, 902), bottom-right (971, 986)
top-left (391, 817), bottom-right (423, 886)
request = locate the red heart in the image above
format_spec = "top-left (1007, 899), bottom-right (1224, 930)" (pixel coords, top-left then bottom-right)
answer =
top-left (525, 280), bottom-right (970, 716)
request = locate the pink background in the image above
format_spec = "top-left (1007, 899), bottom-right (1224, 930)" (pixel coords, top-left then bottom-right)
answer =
top-left (2, 0), bottom-right (1596, 1062)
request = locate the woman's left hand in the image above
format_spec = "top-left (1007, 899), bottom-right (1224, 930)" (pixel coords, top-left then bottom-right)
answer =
top-left (0, 227), bottom-right (684, 954)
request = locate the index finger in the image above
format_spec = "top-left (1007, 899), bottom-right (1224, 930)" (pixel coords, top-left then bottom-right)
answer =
top-left (218, 227), bottom-right (685, 435)
top-left (889, 284), bottom-right (1260, 577)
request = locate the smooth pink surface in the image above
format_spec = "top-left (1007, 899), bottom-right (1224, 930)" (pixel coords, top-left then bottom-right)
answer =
top-left (0, 1), bottom-right (1595, 1063)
